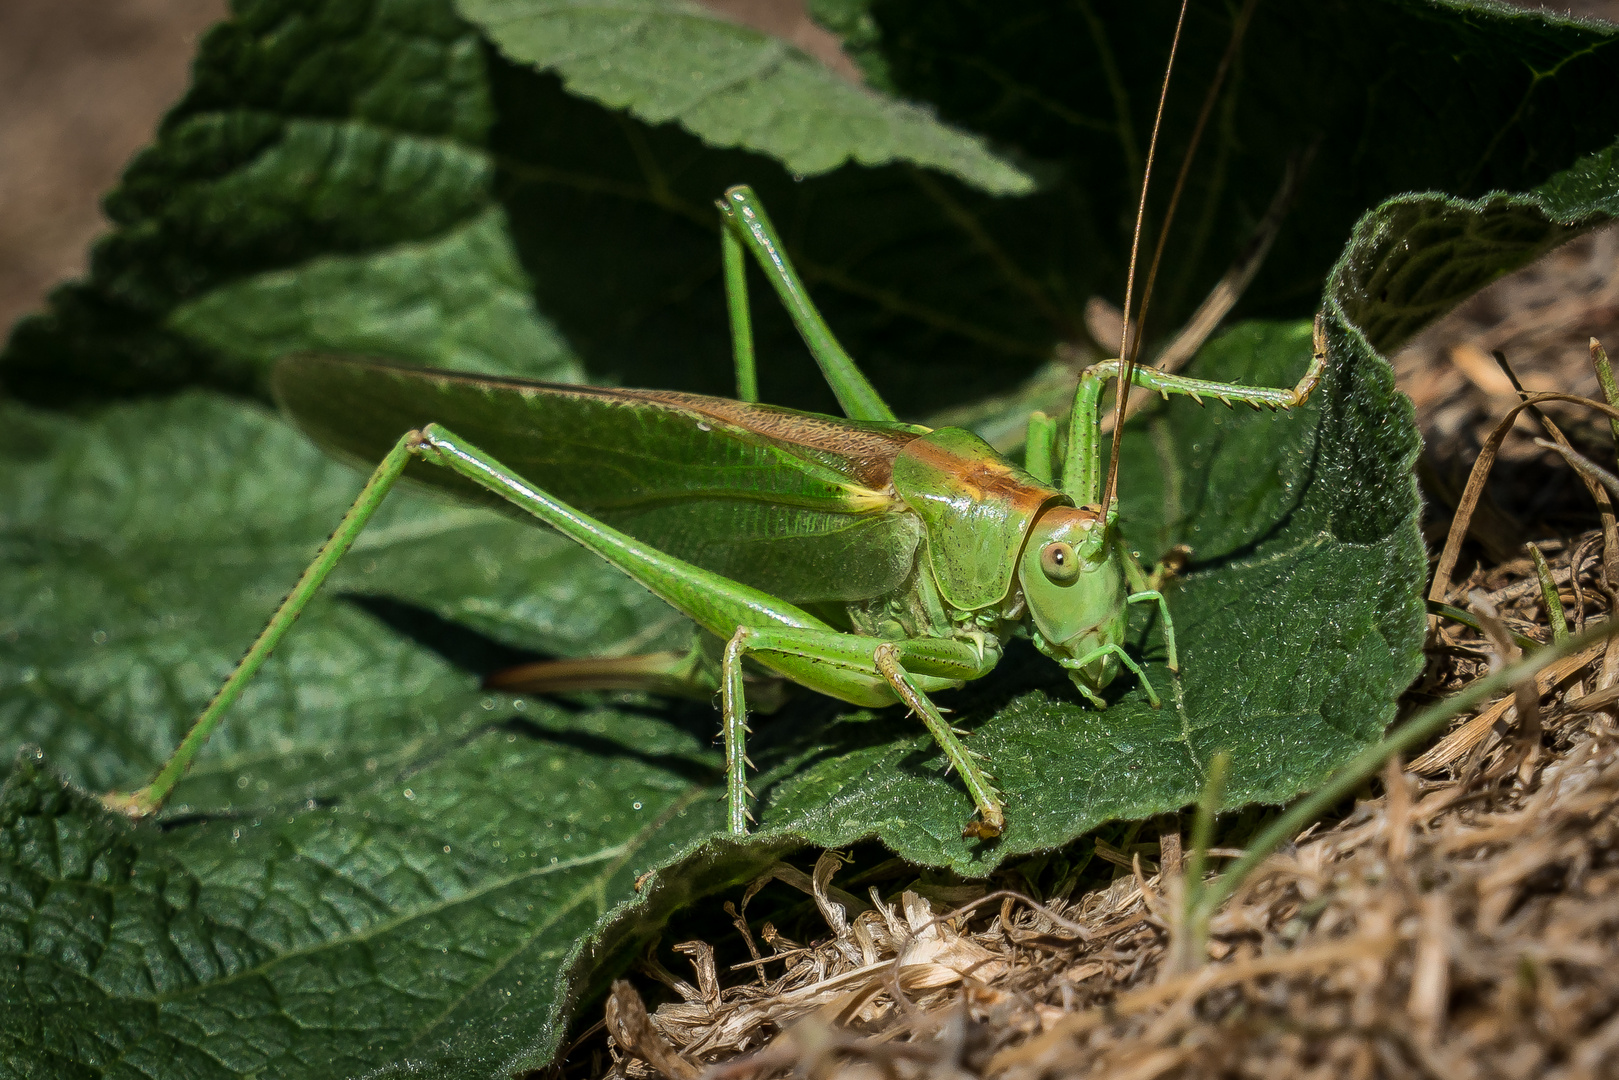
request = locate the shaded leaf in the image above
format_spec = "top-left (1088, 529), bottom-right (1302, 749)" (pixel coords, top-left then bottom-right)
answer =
top-left (810, 0), bottom-right (1619, 334)
top-left (1330, 136), bottom-right (1619, 355)
top-left (169, 206), bottom-right (579, 378)
top-left (457, 0), bottom-right (1032, 191)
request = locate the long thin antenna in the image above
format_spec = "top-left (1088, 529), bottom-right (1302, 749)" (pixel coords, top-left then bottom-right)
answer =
top-left (1100, 0), bottom-right (1190, 515)
top-left (1130, 0), bottom-right (1259, 368)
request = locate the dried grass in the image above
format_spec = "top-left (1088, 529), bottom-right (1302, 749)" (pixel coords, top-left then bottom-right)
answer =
top-left (595, 634), bottom-right (1619, 1079)
top-left (572, 217), bottom-right (1619, 1080)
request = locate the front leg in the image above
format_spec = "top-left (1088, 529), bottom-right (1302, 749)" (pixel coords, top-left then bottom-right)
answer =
top-left (1064, 643), bottom-right (1162, 708)
top-left (1061, 325), bottom-right (1328, 505)
top-left (1124, 551), bottom-right (1179, 673)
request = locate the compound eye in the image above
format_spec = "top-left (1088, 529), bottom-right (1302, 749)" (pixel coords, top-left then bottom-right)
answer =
top-left (1040, 541), bottom-right (1081, 585)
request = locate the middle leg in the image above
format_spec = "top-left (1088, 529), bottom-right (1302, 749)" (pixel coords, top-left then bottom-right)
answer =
top-left (719, 625), bottom-right (1003, 836)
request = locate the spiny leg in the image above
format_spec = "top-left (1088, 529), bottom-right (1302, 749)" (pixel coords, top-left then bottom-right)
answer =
top-left (119, 421), bottom-right (1006, 837)
top-left (113, 423), bottom-right (832, 819)
top-left (103, 436), bottom-right (417, 818)
top-left (720, 625), bottom-right (1003, 837)
top-left (715, 186), bottom-right (896, 423)
top-left (873, 642), bottom-right (1005, 839)
top-left (1127, 590), bottom-right (1178, 673)
top-left (1061, 320), bottom-right (1328, 504)
top-left (721, 628), bottom-right (757, 834)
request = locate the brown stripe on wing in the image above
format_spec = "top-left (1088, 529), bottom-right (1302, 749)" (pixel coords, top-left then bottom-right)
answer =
top-left (897, 429), bottom-right (1061, 521)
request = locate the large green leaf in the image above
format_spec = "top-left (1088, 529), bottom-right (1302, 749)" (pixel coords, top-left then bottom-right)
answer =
top-left (2, 312), bottom-right (1413, 1076)
top-left (0, 394), bottom-right (682, 811)
top-left (0, 394), bottom-right (743, 1076)
top-left (0, 734), bottom-right (761, 1079)
top-left (456, 0), bottom-right (1031, 190)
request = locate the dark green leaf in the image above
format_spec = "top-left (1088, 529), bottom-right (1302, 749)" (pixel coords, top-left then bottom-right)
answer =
top-left (1, 396), bottom-right (745, 1078)
top-left (0, 735), bottom-right (759, 1079)
top-left (0, 394), bottom-right (679, 808)
top-left (1, 312), bottom-right (1420, 1074)
top-left (1329, 138), bottom-right (1619, 354)
top-left (810, 0), bottom-right (1619, 334)
top-left (738, 318), bottom-right (1425, 868)
top-left (457, 0), bottom-right (1032, 191)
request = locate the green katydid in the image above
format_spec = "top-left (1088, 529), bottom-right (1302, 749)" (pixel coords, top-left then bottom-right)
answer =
top-left (102, 0), bottom-right (1304, 844)
top-left (102, 181), bottom-right (1324, 840)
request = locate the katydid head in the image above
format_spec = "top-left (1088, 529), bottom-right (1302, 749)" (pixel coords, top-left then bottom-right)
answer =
top-left (1019, 504), bottom-right (1128, 697)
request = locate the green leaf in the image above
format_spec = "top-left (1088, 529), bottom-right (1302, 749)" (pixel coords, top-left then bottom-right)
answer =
top-left (0, 0), bottom-right (543, 402)
top-left (1, 313), bottom-right (1419, 1074)
top-left (0, 0), bottom-right (1035, 410)
top-left (168, 206), bottom-right (580, 378)
top-left (456, 0), bottom-right (1032, 192)
top-left (0, 394), bottom-right (679, 809)
top-left (0, 737), bottom-right (756, 1079)
top-left (1, 397), bottom-right (745, 1077)
top-left (732, 318), bottom-right (1424, 867)
top-left (1329, 135), bottom-right (1619, 354)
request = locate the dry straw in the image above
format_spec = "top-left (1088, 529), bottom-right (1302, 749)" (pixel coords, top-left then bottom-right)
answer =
top-left (578, 340), bottom-right (1619, 1080)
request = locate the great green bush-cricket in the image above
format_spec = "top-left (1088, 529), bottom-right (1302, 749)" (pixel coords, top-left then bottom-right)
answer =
top-left (105, 2), bottom-right (1323, 838)
top-left (103, 179), bottom-right (1322, 838)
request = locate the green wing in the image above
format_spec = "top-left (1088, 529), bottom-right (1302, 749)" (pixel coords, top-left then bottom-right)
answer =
top-left (272, 355), bottom-right (926, 604)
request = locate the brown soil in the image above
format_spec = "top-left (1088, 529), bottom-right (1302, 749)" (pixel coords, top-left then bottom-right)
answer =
top-left (0, 0), bottom-right (226, 334)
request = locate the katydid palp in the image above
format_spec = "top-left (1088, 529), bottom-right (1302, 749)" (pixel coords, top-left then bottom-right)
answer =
top-left (102, 182), bottom-right (1325, 840)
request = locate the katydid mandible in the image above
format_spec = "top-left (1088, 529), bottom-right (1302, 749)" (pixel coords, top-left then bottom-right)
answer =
top-left (104, 184), bottom-right (1324, 839)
